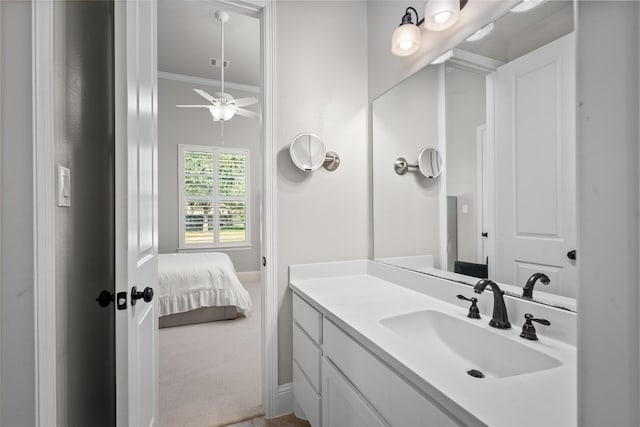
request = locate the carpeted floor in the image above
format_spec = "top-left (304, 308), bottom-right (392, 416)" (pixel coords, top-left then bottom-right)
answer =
top-left (159, 276), bottom-right (263, 427)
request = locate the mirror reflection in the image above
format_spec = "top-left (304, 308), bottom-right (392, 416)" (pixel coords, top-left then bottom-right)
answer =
top-left (372, 0), bottom-right (576, 311)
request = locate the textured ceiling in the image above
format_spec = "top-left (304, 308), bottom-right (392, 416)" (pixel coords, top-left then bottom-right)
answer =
top-left (158, 0), bottom-right (260, 87)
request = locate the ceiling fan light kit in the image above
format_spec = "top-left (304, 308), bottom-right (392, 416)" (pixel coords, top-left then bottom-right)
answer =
top-left (176, 10), bottom-right (259, 123)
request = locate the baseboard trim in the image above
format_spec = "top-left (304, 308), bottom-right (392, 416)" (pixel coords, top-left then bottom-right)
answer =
top-left (274, 383), bottom-right (293, 418)
top-left (237, 270), bottom-right (261, 283)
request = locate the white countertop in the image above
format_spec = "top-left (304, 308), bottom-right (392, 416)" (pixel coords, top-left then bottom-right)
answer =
top-left (289, 260), bottom-right (577, 427)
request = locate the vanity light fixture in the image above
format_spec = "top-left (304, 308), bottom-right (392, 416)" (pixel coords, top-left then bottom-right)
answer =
top-left (391, 7), bottom-right (423, 56)
top-left (392, 1), bottom-right (468, 56)
top-left (424, 0), bottom-right (468, 32)
top-left (510, 0), bottom-right (546, 13)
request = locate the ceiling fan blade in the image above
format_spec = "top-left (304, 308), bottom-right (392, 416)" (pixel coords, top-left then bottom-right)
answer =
top-left (176, 105), bottom-right (213, 108)
top-left (233, 97), bottom-right (259, 108)
top-left (193, 88), bottom-right (216, 104)
top-left (235, 108), bottom-right (259, 119)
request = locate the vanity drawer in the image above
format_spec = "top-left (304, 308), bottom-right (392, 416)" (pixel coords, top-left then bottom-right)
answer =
top-left (293, 322), bottom-right (321, 392)
top-left (293, 361), bottom-right (321, 427)
top-left (293, 293), bottom-right (322, 344)
top-left (323, 318), bottom-right (460, 427)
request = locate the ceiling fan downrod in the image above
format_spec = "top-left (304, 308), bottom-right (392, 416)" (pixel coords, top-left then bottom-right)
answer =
top-left (215, 10), bottom-right (229, 95)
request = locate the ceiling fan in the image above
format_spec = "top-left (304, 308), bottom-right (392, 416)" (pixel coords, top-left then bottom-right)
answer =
top-left (177, 10), bottom-right (259, 122)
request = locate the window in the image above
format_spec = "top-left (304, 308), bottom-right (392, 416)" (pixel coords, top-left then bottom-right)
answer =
top-left (179, 144), bottom-right (250, 249)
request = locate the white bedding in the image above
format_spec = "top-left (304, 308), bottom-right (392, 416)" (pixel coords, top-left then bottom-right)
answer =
top-left (157, 253), bottom-right (252, 317)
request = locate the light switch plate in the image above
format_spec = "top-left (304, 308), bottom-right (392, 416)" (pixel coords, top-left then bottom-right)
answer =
top-left (57, 165), bottom-right (71, 207)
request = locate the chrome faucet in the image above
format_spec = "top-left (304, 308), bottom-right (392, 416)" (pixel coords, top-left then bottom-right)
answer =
top-left (473, 279), bottom-right (511, 329)
top-left (522, 273), bottom-right (550, 299)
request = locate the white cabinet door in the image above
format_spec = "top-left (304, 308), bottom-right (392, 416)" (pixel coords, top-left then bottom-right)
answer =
top-left (493, 33), bottom-right (576, 298)
top-left (114, 0), bottom-right (159, 425)
top-left (322, 359), bottom-right (389, 427)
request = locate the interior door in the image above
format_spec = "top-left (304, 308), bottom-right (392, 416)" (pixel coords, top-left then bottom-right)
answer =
top-left (114, 0), bottom-right (159, 425)
top-left (493, 33), bottom-right (576, 298)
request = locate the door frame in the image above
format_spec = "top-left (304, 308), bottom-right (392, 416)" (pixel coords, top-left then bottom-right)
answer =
top-left (33, 0), bottom-right (57, 424)
top-left (31, 0), bottom-right (281, 424)
top-left (254, 0), bottom-right (281, 418)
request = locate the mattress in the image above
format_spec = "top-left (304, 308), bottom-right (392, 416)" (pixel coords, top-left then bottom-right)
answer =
top-left (157, 252), bottom-right (252, 317)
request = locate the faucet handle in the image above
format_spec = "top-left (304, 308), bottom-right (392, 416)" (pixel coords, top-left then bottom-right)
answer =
top-left (456, 294), bottom-right (481, 319)
top-left (520, 313), bottom-right (551, 340)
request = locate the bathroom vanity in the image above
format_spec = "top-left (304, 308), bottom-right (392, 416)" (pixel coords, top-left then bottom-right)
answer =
top-left (290, 260), bottom-right (576, 427)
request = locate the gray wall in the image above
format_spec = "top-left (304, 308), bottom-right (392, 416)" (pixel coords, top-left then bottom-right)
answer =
top-left (445, 67), bottom-right (485, 264)
top-left (372, 66), bottom-right (441, 265)
top-left (276, 0), bottom-right (369, 385)
top-left (157, 78), bottom-right (261, 272)
top-left (54, 2), bottom-right (115, 426)
top-left (1, 2), bottom-right (36, 425)
top-left (576, 2), bottom-right (640, 425)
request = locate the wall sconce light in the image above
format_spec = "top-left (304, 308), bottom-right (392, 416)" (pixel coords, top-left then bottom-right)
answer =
top-left (391, 7), bottom-right (423, 56)
top-left (391, 0), bottom-right (469, 56)
top-left (424, 0), bottom-right (468, 31)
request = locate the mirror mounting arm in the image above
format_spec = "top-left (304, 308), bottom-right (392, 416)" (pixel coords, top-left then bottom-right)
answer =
top-left (394, 157), bottom-right (418, 175)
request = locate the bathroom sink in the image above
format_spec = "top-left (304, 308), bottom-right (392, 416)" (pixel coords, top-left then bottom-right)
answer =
top-left (379, 310), bottom-right (562, 379)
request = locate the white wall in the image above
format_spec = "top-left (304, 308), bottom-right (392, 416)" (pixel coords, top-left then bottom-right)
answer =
top-left (445, 67), bottom-right (485, 264)
top-left (0, 2), bottom-right (36, 425)
top-left (157, 78), bottom-right (261, 272)
top-left (276, 0), bottom-right (369, 385)
top-left (372, 66), bottom-right (441, 265)
top-left (576, 2), bottom-right (640, 425)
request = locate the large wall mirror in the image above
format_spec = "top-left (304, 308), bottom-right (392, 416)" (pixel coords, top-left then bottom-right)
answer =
top-left (372, 0), bottom-right (577, 311)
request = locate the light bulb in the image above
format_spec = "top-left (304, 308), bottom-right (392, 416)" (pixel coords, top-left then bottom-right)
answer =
top-left (399, 40), bottom-right (414, 51)
top-left (424, 0), bottom-right (460, 31)
top-left (391, 23), bottom-right (421, 56)
top-left (433, 11), bottom-right (452, 24)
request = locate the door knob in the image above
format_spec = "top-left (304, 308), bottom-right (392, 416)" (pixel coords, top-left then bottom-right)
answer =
top-left (131, 286), bottom-right (154, 305)
top-left (96, 290), bottom-right (114, 307)
top-left (567, 250), bottom-right (576, 261)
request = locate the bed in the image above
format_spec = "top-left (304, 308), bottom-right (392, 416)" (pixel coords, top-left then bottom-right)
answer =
top-left (157, 252), bottom-right (252, 328)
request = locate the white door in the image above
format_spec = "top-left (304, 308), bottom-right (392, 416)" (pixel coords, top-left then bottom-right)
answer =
top-left (114, 1), bottom-right (159, 426)
top-left (493, 33), bottom-right (576, 298)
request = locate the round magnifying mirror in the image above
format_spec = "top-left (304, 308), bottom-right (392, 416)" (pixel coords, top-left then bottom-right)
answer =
top-left (289, 133), bottom-right (327, 171)
top-left (418, 147), bottom-right (443, 178)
